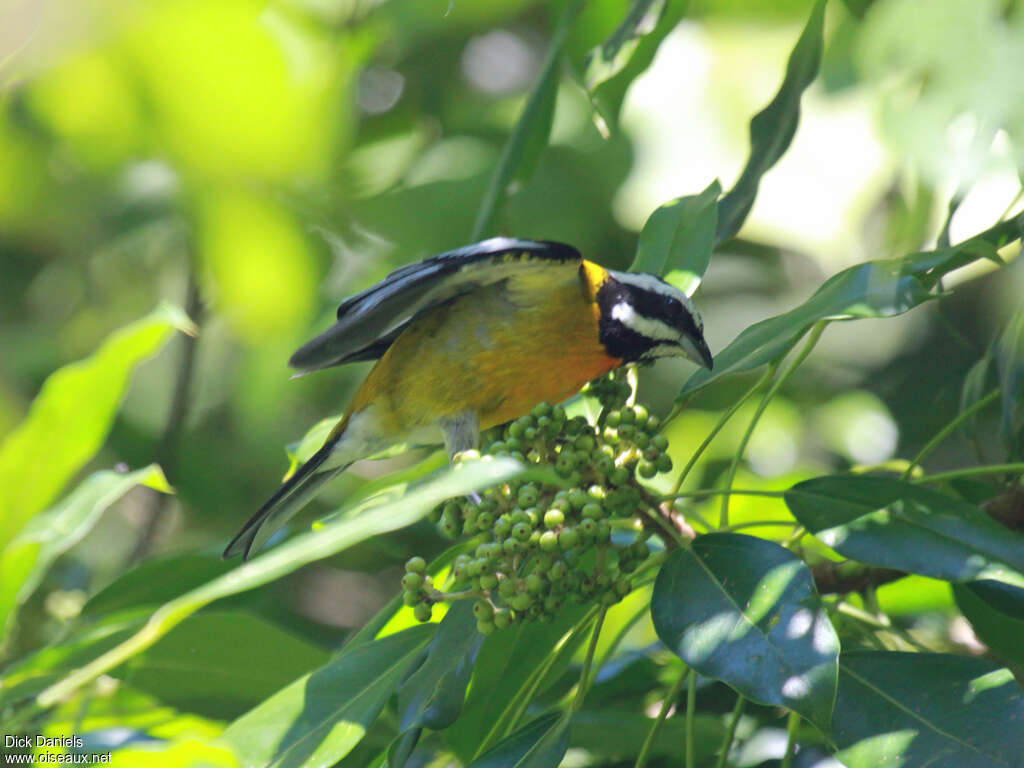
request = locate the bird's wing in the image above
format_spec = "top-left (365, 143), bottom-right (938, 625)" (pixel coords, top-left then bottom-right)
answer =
top-left (289, 237), bottom-right (582, 372)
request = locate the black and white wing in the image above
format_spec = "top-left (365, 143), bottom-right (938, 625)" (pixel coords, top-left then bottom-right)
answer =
top-left (289, 237), bottom-right (582, 372)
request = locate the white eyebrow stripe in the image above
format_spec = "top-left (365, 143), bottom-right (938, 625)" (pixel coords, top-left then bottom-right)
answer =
top-left (607, 269), bottom-right (704, 331)
top-left (611, 301), bottom-right (680, 342)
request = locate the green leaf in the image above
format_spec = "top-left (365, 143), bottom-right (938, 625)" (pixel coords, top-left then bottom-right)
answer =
top-left (954, 583), bottom-right (1024, 671)
top-left (471, 0), bottom-right (582, 239)
top-left (222, 625), bottom-right (434, 768)
top-left (682, 215), bottom-right (1024, 396)
top-left (0, 303), bottom-right (192, 553)
top-left (583, 0), bottom-right (685, 134)
top-left (389, 601), bottom-right (483, 768)
top-left (446, 603), bottom-right (593, 761)
top-left (716, 0), bottom-right (826, 242)
top-left (465, 712), bottom-right (569, 768)
top-left (122, 611), bottom-right (329, 720)
top-left (784, 476), bottom-right (1024, 591)
top-left (36, 456), bottom-right (525, 707)
top-left (629, 179), bottom-right (721, 296)
top-left (996, 298), bottom-right (1024, 459)
top-left (833, 651), bottom-right (1024, 768)
top-left (651, 533), bottom-right (839, 729)
top-left (0, 464), bottom-right (170, 643)
top-left (569, 710), bottom-right (725, 760)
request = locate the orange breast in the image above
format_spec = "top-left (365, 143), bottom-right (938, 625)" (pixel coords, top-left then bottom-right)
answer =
top-left (347, 265), bottom-right (620, 437)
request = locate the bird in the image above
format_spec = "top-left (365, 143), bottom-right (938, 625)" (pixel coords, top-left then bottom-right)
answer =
top-left (224, 237), bottom-right (713, 560)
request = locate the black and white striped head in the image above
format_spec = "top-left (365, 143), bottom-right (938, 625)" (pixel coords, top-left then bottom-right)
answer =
top-left (596, 270), bottom-right (713, 368)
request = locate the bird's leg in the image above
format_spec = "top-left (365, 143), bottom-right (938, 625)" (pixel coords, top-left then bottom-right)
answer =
top-left (440, 412), bottom-right (482, 503)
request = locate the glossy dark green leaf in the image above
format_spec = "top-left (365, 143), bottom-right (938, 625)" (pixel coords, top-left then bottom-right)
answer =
top-left (583, 0), bottom-right (684, 134)
top-left (961, 580), bottom-right (1024, 621)
top-left (629, 179), bottom-right (721, 296)
top-left (784, 476), bottom-right (1024, 591)
top-left (472, 1), bottom-right (581, 239)
top-left (954, 583), bottom-right (1024, 670)
top-left (0, 465), bottom-right (169, 640)
top-left (570, 711), bottom-right (725, 760)
top-left (389, 601), bottom-right (483, 768)
top-left (466, 712), bottom-right (569, 768)
top-left (996, 298), bottom-right (1024, 459)
top-left (122, 611), bottom-right (329, 720)
top-left (222, 625), bottom-right (434, 768)
top-left (716, 0), bottom-right (826, 242)
top-left (833, 651), bottom-right (1024, 768)
top-left (446, 602), bottom-right (592, 760)
top-left (651, 533), bottom-right (839, 729)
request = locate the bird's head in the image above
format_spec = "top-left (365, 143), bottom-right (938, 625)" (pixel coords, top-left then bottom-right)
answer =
top-left (595, 270), bottom-right (713, 369)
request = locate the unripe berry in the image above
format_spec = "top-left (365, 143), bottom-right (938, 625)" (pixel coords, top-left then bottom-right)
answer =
top-left (477, 619), bottom-right (496, 635)
top-left (605, 410), bottom-right (622, 428)
top-left (574, 435), bottom-right (596, 452)
top-left (401, 572), bottom-right (423, 591)
top-left (473, 600), bottom-right (494, 621)
top-left (503, 538), bottom-right (522, 555)
top-left (548, 560), bottom-right (568, 581)
top-left (558, 527), bottom-right (580, 550)
top-left (632, 404), bottom-right (649, 423)
top-left (511, 593), bottom-right (533, 612)
top-left (405, 556), bottom-right (427, 574)
top-left (479, 574), bottom-right (498, 590)
top-left (525, 573), bottom-right (545, 593)
top-left (493, 609), bottom-right (512, 629)
top-left (532, 403), bottom-right (552, 418)
top-left (477, 511), bottom-right (495, 529)
top-left (517, 485), bottom-right (539, 507)
top-left (493, 515), bottom-right (512, 538)
top-left (617, 424), bottom-right (635, 440)
top-left (539, 530), bottom-right (559, 552)
top-left (579, 519), bottom-right (597, 538)
top-left (413, 603), bottom-right (433, 622)
top-left (656, 454), bottom-right (673, 473)
top-left (644, 415), bottom-right (661, 433)
top-left (498, 579), bottom-right (516, 598)
top-left (544, 508), bottom-right (564, 528)
top-left (581, 502), bottom-right (603, 520)
top-left (638, 460), bottom-right (657, 479)
top-left (652, 434), bottom-right (670, 451)
top-left (568, 489), bottom-right (588, 510)
top-left (512, 522), bottom-right (532, 542)
top-left (402, 590), bottom-right (420, 606)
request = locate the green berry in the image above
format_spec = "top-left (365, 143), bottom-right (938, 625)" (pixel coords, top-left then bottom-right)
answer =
top-left (511, 593), bottom-right (533, 612)
top-left (477, 511), bottom-right (495, 529)
top-left (596, 520), bottom-right (612, 541)
top-left (605, 410), bottom-right (621, 428)
top-left (523, 426), bottom-right (537, 441)
top-left (525, 573), bottom-right (545, 593)
top-left (532, 403), bottom-right (552, 418)
top-left (615, 577), bottom-right (632, 597)
top-left (548, 560), bottom-right (568, 581)
top-left (633, 432), bottom-right (650, 450)
top-left (568, 489), bottom-right (589, 510)
top-left (493, 515), bottom-right (512, 538)
top-left (493, 609), bottom-right (512, 629)
top-left (477, 619), bottom-right (496, 635)
top-left (656, 454), bottom-right (673, 473)
top-left (632, 405), bottom-right (648, 422)
top-left (413, 603), bottom-right (433, 622)
top-left (581, 502), bottom-right (603, 520)
top-left (405, 556), bottom-right (427, 574)
top-left (617, 424), bottom-right (635, 440)
top-left (619, 408), bottom-right (635, 425)
top-left (609, 467), bottom-right (630, 486)
top-left (579, 518), bottom-right (597, 538)
top-left (498, 579), bottom-right (516, 598)
top-left (503, 538), bottom-right (522, 554)
top-left (638, 460), bottom-right (657, 479)
top-left (473, 600), bottom-right (494, 620)
top-left (652, 434), bottom-right (670, 451)
top-left (512, 522), bottom-right (532, 542)
top-left (402, 590), bottom-right (420, 606)
top-left (544, 508), bottom-right (565, 528)
top-left (559, 527), bottom-right (580, 550)
top-left (401, 572), bottom-right (423, 591)
top-left (574, 435), bottom-right (596, 452)
top-left (517, 485), bottom-right (539, 507)
top-left (479, 574), bottom-right (498, 590)
top-left (539, 530), bottom-right (559, 551)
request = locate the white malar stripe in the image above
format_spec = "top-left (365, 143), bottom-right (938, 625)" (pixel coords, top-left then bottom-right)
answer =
top-left (610, 301), bottom-right (680, 342)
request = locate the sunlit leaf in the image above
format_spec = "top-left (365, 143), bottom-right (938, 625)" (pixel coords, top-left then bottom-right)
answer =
top-left (651, 533), bottom-right (839, 729)
top-left (465, 712), bottom-right (569, 768)
top-left (833, 651), bottom-right (1024, 768)
top-left (222, 625), bottom-right (434, 768)
top-left (680, 215), bottom-right (1022, 396)
top-left (583, 0), bottom-right (685, 134)
top-left (716, 0), bottom-right (826, 242)
top-left (0, 304), bottom-right (192, 554)
top-left (629, 179), bottom-right (721, 296)
top-left (784, 476), bottom-right (1024, 592)
top-left (123, 611), bottom-right (329, 720)
top-left (0, 464), bottom-right (170, 642)
top-left (36, 457), bottom-right (525, 707)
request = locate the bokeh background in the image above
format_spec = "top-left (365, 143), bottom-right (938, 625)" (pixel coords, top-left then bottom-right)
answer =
top-left (2, 0), bottom-right (1023, 733)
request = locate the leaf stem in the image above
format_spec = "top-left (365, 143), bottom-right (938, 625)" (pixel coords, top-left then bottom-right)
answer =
top-left (900, 389), bottom-right (1000, 480)
top-left (714, 694), bottom-right (745, 768)
top-left (780, 710), bottom-right (800, 768)
top-left (635, 665), bottom-right (690, 768)
top-left (669, 367), bottom-right (775, 495)
top-left (720, 321), bottom-right (827, 527)
top-left (686, 667), bottom-right (697, 768)
top-left (912, 463), bottom-right (1024, 485)
top-left (572, 606), bottom-right (607, 713)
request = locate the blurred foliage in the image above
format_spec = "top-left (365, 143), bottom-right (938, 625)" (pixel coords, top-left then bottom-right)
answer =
top-left (2, 0), bottom-right (1024, 766)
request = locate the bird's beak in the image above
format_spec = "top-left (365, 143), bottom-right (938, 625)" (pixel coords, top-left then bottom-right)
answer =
top-left (695, 336), bottom-right (713, 370)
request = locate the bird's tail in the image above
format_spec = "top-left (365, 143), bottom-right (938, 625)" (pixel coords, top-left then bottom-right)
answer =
top-left (223, 434), bottom-right (352, 561)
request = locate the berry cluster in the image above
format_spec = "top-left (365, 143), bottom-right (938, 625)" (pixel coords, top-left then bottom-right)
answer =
top-left (401, 370), bottom-right (675, 634)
